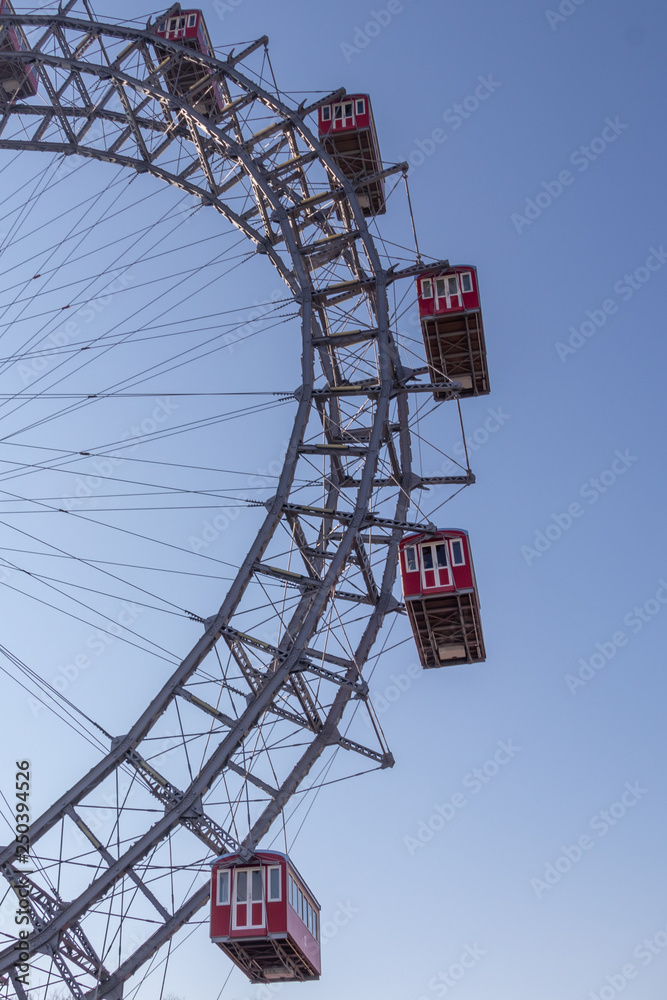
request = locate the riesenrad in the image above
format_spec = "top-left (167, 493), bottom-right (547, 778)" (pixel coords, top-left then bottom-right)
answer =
top-left (0, 3), bottom-right (489, 997)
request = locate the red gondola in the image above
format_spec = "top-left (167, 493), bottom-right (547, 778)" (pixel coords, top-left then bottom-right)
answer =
top-left (399, 529), bottom-right (485, 668)
top-left (318, 94), bottom-right (385, 215)
top-left (417, 265), bottom-right (490, 399)
top-left (152, 5), bottom-right (223, 116)
top-left (210, 851), bottom-right (321, 984)
top-left (0, 0), bottom-right (38, 100)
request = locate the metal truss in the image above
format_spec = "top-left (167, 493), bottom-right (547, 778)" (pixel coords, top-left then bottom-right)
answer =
top-left (0, 5), bottom-right (472, 998)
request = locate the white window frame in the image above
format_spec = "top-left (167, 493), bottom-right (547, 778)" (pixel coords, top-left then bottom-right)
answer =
top-left (435, 274), bottom-right (461, 310)
top-left (178, 16), bottom-right (186, 29)
top-left (420, 541), bottom-right (451, 589)
top-left (321, 105), bottom-right (331, 121)
top-left (404, 545), bottom-right (418, 573)
top-left (333, 101), bottom-right (355, 129)
top-left (421, 278), bottom-right (433, 299)
top-left (268, 866), bottom-right (281, 902)
top-left (460, 271), bottom-right (473, 293)
top-left (217, 869), bottom-right (230, 905)
top-left (287, 874), bottom-right (319, 940)
top-left (356, 98), bottom-right (365, 115)
top-left (232, 867), bottom-right (265, 930)
top-left (188, 14), bottom-right (197, 27)
top-left (449, 538), bottom-right (465, 567)
top-left (168, 18), bottom-right (177, 30)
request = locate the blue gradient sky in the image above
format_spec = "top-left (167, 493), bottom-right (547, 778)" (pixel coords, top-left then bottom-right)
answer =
top-left (2, 1), bottom-right (666, 999)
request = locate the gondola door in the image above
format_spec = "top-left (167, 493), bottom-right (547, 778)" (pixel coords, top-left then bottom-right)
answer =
top-left (233, 868), bottom-right (265, 931)
top-left (332, 99), bottom-right (355, 131)
top-left (420, 541), bottom-right (451, 590)
top-left (434, 274), bottom-right (462, 311)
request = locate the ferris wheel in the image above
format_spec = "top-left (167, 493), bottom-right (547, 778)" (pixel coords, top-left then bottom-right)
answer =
top-left (0, 3), bottom-right (490, 997)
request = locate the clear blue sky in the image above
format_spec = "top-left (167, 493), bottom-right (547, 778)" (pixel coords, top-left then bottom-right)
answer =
top-left (1, 1), bottom-right (666, 999)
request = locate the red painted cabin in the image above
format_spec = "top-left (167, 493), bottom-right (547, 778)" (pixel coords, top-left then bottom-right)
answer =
top-left (211, 850), bottom-right (321, 984)
top-left (318, 94), bottom-right (385, 215)
top-left (399, 530), bottom-right (485, 668)
top-left (417, 265), bottom-right (490, 399)
top-left (0, 0), bottom-right (38, 100)
top-left (152, 5), bottom-right (223, 116)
